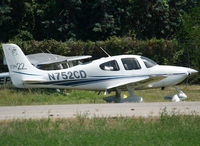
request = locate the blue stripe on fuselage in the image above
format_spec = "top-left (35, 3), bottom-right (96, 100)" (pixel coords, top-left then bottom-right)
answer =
top-left (13, 71), bottom-right (41, 76)
top-left (26, 72), bottom-right (186, 87)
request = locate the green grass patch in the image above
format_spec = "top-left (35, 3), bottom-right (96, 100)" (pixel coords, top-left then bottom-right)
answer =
top-left (0, 85), bottom-right (200, 106)
top-left (0, 113), bottom-right (200, 145)
top-left (0, 87), bottom-right (106, 105)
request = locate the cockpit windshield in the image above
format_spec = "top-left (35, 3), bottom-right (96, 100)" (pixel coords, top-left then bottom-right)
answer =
top-left (141, 56), bottom-right (157, 68)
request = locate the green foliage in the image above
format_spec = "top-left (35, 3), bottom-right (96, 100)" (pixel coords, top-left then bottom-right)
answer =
top-left (0, 37), bottom-right (186, 68)
top-left (178, 3), bottom-right (200, 83)
top-left (182, 3), bottom-right (200, 39)
top-left (132, 0), bottom-right (197, 39)
top-left (2, 37), bottom-right (179, 64)
top-left (0, 0), bottom-right (12, 41)
top-left (0, 114), bottom-right (200, 145)
top-left (0, 0), bottom-right (198, 41)
top-left (12, 30), bottom-right (33, 41)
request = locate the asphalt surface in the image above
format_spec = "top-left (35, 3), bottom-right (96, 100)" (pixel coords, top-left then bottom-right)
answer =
top-left (0, 101), bottom-right (200, 120)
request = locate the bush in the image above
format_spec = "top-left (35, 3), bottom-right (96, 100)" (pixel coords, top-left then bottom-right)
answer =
top-left (1, 37), bottom-right (199, 83)
top-left (0, 37), bottom-right (184, 67)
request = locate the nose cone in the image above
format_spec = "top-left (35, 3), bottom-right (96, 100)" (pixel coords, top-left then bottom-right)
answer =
top-left (187, 68), bottom-right (198, 76)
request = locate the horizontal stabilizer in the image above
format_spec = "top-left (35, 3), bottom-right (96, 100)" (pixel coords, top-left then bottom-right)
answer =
top-left (0, 72), bottom-right (9, 78)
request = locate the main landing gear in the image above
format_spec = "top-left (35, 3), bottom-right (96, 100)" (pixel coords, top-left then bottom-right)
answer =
top-left (103, 87), bottom-right (143, 103)
top-left (164, 86), bottom-right (187, 102)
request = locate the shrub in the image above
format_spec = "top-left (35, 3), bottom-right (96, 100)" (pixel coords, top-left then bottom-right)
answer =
top-left (0, 37), bottom-right (199, 83)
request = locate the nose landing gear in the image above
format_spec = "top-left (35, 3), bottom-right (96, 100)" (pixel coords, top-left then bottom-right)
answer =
top-left (164, 86), bottom-right (187, 102)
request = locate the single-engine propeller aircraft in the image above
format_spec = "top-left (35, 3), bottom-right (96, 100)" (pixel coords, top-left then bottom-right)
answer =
top-left (2, 44), bottom-right (198, 102)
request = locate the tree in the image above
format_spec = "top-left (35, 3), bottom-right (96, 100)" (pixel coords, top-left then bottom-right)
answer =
top-left (131, 0), bottom-right (197, 39)
top-left (0, 0), bottom-right (12, 41)
top-left (181, 3), bottom-right (200, 69)
top-left (0, 0), bottom-right (198, 41)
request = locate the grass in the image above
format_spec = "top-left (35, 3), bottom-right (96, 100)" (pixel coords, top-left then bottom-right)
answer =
top-left (0, 112), bottom-right (200, 146)
top-left (0, 85), bottom-right (200, 106)
top-left (0, 88), bottom-right (105, 106)
top-left (0, 86), bottom-right (199, 145)
top-left (136, 85), bottom-right (200, 102)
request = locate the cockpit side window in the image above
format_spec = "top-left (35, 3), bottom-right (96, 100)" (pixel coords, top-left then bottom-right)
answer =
top-left (100, 60), bottom-right (120, 71)
top-left (121, 58), bottom-right (141, 70)
top-left (141, 56), bottom-right (157, 68)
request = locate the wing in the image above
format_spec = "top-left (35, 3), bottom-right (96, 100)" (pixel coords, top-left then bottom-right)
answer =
top-left (26, 53), bottom-right (68, 65)
top-left (4, 53), bottom-right (92, 66)
top-left (107, 75), bottom-right (167, 90)
top-left (66, 56), bottom-right (92, 61)
top-left (27, 53), bottom-right (92, 65)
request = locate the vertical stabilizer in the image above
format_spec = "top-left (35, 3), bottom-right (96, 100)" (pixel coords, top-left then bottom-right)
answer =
top-left (2, 44), bottom-right (41, 87)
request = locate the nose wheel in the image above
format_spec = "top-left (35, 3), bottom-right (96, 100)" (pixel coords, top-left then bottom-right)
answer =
top-left (164, 86), bottom-right (187, 102)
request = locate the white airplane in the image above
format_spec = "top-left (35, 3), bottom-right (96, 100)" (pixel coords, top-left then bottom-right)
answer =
top-left (2, 44), bottom-right (198, 102)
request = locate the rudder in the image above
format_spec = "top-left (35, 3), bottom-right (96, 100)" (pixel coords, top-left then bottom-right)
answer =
top-left (2, 44), bottom-right (41, 87)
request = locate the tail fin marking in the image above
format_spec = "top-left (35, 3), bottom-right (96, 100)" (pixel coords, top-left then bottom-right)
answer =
top-left (2, 44), bottom-right (42, 87)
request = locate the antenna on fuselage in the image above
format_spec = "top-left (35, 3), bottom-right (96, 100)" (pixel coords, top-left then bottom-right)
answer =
top-left (99, 46), bottom-right (111, 57)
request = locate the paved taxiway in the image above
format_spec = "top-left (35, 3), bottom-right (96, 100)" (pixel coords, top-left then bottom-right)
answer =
top-left (0, 101), bottom-right (200, 120)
